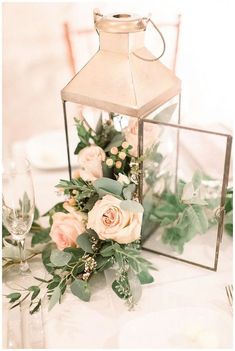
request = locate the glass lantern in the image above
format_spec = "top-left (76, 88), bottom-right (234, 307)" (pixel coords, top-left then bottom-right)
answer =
top-left (61, 10), bottom-right (232, 270)
top-left (61, 9), bottom-right (181, 179)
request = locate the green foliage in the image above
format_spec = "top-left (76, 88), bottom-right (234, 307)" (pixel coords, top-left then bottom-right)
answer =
top-left (50, 250), bottom-right (72, 267)
top-left (146, 171), bottom-right (212, 253)
top-left (6, 292), bottom-right (21, 303)
top-left (94, 177), bottom-right (123, 198)
top-left (42, 244), bottom-right (56, 274)
top-left (76, 232), bottom-right (94, 254)
top-left (137, 270), bottom-right (154, 284)
top-left (104, 133), bottom-right (124, 151)
top-left (123, 183), bottom-right (136, 200)
top-left (3, 114), bottom-right (157, 314)
top-left (28, 286), bottom-right (40, 301)
top-left (224, 188), bottom-right (233, 236)
top-left (48, 286), bottom-right (61, 311)
top-left (31, 228), bottom-right (51, 246)
top-left (70, 279), bottom-right (91, 302)
top-left (74, 118), bottom-right (93, 154)
top-left (74, 118), bottom-right (123, 154)
top-left (56, 179), bottom-right (98, 211)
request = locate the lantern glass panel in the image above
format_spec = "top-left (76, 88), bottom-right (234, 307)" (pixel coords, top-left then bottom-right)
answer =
top-left (141, 119), bottom-right (232, 270)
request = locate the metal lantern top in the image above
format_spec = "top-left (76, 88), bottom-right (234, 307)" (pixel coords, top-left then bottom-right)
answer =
top-left (61, 9), bottom-right (181, 118)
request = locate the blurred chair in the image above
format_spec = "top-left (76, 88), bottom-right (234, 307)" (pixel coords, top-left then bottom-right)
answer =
top-left (63, 14), bottom-right (181, 76)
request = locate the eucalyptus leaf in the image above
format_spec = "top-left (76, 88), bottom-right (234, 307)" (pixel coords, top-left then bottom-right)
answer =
top-left (48, 286), bottom-right (61, 311)
top-left (94, 177), bottom-right (123, 197)
top-left (100, 243), bottom-right (119, 257)
top-left (42, 245), bottom-right (55, 273)
top-left (112, 280), bottom-right (127, 299)
top-left (123, 184), bottom-right (136, 200)
top-left (120, 200), bottom-right (144, 213)
top-left (76, 232), bottom-right (93, 253)
top-left (104, 133), bottom-right (124, 151)
top-left (6, 292), bottom-right (21, 303)
top-left (186, 205), bottom-right (208, 234)
top-left (28, 286), bottom-right (40, 300)
top-left (70, 279), bottom-right (91, 302)
top-left (137, 270), bottom-right (154, 284)
top-left (50, 250), bottom-right (72, 267)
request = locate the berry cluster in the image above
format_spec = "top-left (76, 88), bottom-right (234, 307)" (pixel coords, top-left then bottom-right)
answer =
top-left (105, 141), bottom-right (132, 171)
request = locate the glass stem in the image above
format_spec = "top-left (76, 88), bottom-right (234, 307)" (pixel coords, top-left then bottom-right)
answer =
top-left (18, 238), bottom-right (30, 273)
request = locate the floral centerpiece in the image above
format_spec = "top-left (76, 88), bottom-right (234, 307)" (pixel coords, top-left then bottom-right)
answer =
top-left (3, 111), bottom-right (233, 314)
top-left (3, 114), bottom-right (156, 314)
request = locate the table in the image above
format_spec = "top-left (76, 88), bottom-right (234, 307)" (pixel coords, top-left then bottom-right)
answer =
top-left (2, 167), bottom-right (233, 349)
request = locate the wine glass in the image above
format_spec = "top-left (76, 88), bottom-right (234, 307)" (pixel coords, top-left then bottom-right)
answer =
top-left (2, 157), bottom-right (35, 274)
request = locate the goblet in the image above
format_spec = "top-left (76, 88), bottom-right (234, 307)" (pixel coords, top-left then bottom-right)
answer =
top-left (2, 157), bottom-right (35, 274)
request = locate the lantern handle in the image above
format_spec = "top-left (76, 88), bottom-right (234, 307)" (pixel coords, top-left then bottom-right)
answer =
top-left (133, 17), bottom-right (166, 62)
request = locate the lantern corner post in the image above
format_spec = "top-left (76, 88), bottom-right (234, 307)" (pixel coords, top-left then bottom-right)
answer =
top-left (138, 118), bottom-right (144, 204)
top-left (62, 99), bottom-right (72, 180)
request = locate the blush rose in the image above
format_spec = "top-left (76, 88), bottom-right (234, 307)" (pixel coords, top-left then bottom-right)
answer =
top-left (49, 210), bottom-right (87, 250)
top-left (87, 194), bottom-right (143, 244)
top-left (77, 145), bottom-right (106, 181)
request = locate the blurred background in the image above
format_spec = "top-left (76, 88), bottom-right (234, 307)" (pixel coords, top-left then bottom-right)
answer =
top-left (3, 0), bottom-right (234, 160)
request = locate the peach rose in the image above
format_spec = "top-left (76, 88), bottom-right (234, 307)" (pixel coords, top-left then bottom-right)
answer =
top-left (124, 120), bottom-right (161, 156)
top-left (49, 210), bottom-right (87, 250)
top-left (87, 195), bottom-right (143, 244)
top-left (77, 145), bottom-right (105, 181)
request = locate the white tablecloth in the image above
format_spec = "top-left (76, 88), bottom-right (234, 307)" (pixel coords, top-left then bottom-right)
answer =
top-left (3, 167), bottom-right (233, 349)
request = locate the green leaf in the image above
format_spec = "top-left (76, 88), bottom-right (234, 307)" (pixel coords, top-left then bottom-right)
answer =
top-left (2, 224), bottom-right (10, 238)
top-left (225, 223), bottom-right (233, 236)
top-left (70, 279), bottom-right (91, 302)
top-left (112, 280), bottom-right (127, 299)
top-left (100, 243), bottom-right (119, 257)
top-left (95, 113), bottom-right (103, 134)
top-left (48, 286), bottom-right (61, 311)
top-left (42, 245), bottom-right (55, 273)
top-left (6, 292), bottom-right (21, 303)
top-left (153, 204), bottom-right (178, 219)
top-left (31, 228), bottom-right (51, 246)
top-left (42, 202), bottom-right (66, 217)
top-left (28, 286), bottom-right (40, 300)
top-left (47, 276), bottom-right (61, 290)
top-left (95, 256), bottom-right (114, 271)
top-left (34, 207), bottom-right (40, 221)
top-left (120, 200), bottom-right (144, 213)
top-left (104, 133), bottom-right (124, 151)
top-left (192, 170), bottom-right (202, 190)
top-left (50, 250), bottom-right (72, 267)
top-left (33, 276), bottom-right (52, 283)
top-left (94, 177), bottom-right (123, 197)
top-left (76, 232), bottom-right (93, 253)
top-left (137, 270), bottom-right (154, 284)
top-left (153, 103), bottom-right (177, 123)
top-left (127, 268), bottom-right (142, 304)
top-left (186, 206), bottom-right (208, 234)
top-left (123, 184), bottom-right (136, 200)
top-left (30, 299), bottom-right (41, 314)
top-left (74, 141), bottom-right (87, 155)
top-left (63, 247), bottom-right (84, 258)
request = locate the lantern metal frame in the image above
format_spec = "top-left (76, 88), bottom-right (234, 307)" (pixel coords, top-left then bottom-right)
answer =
top-left (61, 10), bottom-right (232, 272)
top-left (140, 119), bottom-right (232, 271)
